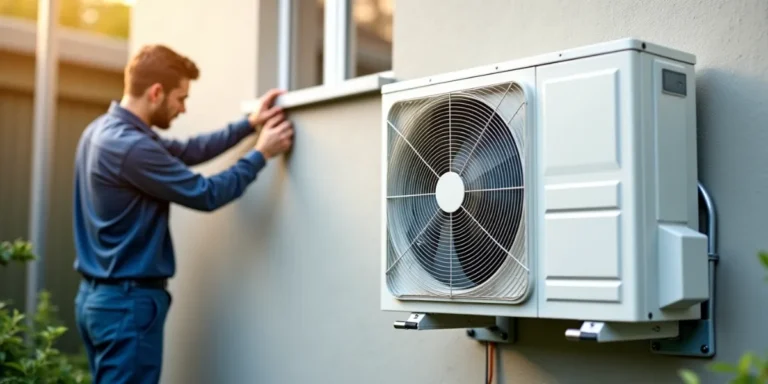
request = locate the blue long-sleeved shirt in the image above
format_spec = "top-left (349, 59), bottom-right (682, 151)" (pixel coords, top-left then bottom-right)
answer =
top-left (73, 101), bottom-right (266, 279)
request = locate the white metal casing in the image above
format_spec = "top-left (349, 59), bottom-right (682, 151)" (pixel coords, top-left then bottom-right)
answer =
top-left (380, 38), bottom-right (708, 323)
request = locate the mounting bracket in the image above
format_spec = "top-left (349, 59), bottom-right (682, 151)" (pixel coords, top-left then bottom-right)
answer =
top-left (392, 313), bottom-right (516, 344)
top-left (393, 313), bottom-right (497, 331)
top-left (651, 319), bottom-right (715, 357)
top-left (466, 317), bottom-right (516, 344)
top-left (566, 321), bottom-right (679, 342)
top-left (650, 182), bottom-right (718, 358)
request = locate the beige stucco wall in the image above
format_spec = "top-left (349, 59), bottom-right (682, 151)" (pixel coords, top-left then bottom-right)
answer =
top-left (129, 0), bottom-right (768, 383)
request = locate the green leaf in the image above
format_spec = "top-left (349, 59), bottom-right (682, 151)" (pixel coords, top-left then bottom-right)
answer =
top-left (679, 369), bottom-right (701, 384)
top-left (730, 376), bottom-right (756, 384)
top-left (2, 361), bottom-right (25, 373)
top-left (5, 336), bottom-right (25, 346)
top-left (739, 353), bottom-right (757, 374)
top-left (759, 251), bottom-right (768, 266)
top-left (0, 243), bottom-right (10, 266)
top-left (710, 362), bottom-right (740, 374)
top-left (759, 365), bottom-right (768, 382)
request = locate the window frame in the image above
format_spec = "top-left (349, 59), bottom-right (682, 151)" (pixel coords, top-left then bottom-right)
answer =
top-left (246, 0), bottom-right (395, 112)
top-left (276, 0), bottom-right (388, 91)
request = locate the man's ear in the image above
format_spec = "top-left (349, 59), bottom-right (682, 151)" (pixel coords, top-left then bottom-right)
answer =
top-left (147, 83), bottom-right (165, 104)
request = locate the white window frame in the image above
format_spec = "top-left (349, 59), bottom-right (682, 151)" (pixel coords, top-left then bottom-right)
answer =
top-left (276, 0), bottom-right (361, 90)
top-left (251, 0), bottom-right (394, 111)
top-left (276, 0), bottom-right (296, 90)
top-left (322, 0), bottom-right (355, 84)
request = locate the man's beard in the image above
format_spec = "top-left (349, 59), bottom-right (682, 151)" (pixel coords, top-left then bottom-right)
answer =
top-left (150, 99), bottom-right (173, 129)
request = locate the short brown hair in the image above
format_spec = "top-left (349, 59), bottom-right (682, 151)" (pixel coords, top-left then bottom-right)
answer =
top-left (124, 44), bottom-right (200, 97)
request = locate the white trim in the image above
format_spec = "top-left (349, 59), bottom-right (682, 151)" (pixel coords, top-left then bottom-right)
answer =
top-left (382, 37), bottom-right (696, 94)
top-left (0, 16), bottom-right (127, 72)
top-left (241, 71), bottom-right (395, 112)
top-left (277, 0), bottom-right (295, 90)
top-left (323, 0), bottom-right (352, 85)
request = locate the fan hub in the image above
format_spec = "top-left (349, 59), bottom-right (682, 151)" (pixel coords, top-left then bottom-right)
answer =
top-left (435, 172), bottom-right (465, 213)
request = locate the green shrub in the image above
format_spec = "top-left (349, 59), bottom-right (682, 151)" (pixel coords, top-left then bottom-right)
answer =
top-left (0, 239), bottom-right (91, 384)
top-left (0, 240), bottom-right (35, 266)
top-left (679, 251), bottom-right (768, 384)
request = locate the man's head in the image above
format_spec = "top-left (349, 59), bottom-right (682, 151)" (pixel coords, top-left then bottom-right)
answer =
top-left (123, 44), bottom-right (199, 129)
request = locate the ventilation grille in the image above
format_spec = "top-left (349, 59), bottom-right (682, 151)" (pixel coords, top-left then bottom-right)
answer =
top-left (385, 81), bottom-right (530, 303)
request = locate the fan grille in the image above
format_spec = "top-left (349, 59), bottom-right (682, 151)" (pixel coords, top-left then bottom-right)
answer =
top-left (385, 81), bottom-right (529, 302)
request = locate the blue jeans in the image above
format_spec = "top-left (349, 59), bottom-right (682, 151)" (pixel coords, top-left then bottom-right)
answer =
top-left (74, 279), bottom-right (172, 384)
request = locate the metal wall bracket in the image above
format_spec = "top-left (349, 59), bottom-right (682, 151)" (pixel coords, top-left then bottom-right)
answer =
top-left (393, 313), bottom-right (497, 331)
top-left (650, 182), bottom-right (718, 358)
top-left (651, 319), bottom-right (714, 357)
top-left (466, 317), bottom-right (516, 344)
top-left (392, 313), bottom-right (516, 344)
top-left (566, 321), bottom-right (679, 343)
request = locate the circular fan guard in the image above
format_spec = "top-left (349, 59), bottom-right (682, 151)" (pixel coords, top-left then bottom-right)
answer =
top-left (386, 83), bottom-right (528, 299)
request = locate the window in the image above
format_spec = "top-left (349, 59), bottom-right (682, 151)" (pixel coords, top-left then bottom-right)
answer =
top-left (277, 0), bottom-right (393, 91)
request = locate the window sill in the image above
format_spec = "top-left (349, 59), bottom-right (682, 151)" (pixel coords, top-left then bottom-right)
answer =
top-left (241, 71), bottom-right (396, 112)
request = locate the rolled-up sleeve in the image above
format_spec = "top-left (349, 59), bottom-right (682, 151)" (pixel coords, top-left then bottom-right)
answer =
top-left (120, 137), bottom-right (266, 212)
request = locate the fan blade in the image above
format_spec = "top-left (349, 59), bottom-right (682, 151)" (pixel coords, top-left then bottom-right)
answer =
top-left (412, 211), bottom-right (453, 287)
top-left (450, 206), bottom-right (507, 288)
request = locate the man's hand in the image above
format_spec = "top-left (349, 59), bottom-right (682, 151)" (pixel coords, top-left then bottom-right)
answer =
top-left (248, 88), bottom-right (285, 129)
top-left (255, 113), bottom-right (294, 160)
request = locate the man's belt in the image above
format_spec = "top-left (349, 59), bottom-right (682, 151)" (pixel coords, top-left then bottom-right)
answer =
top-left (83, 275), bottom-right (168, 289)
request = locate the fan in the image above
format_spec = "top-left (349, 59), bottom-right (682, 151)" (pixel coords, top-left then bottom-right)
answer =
top-left (385, 81), bottom-right (530, 302)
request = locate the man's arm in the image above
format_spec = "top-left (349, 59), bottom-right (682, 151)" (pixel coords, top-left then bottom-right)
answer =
top-left (158, 117), bottom-right (254, 166)
top-left (121, 137), bottom-right (266, 212)
top-left (158, 87), bottom-right (285, 166)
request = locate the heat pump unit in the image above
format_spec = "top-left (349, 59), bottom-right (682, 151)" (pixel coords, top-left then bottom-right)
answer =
top-left (380, 38), bottom-right (709, 342)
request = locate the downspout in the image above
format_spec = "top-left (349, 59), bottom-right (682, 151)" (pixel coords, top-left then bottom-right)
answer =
top-left (26, 0), bottom-right (59, 323)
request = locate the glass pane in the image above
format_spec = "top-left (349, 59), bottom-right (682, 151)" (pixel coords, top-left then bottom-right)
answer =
top-left (352, 0), bottom-right (392, 77)
top-left (289, 0), bottom-right (324, 89)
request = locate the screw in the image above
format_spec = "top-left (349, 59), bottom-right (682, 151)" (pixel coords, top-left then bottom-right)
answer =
top-left (651, 342), bottom-right (660, 351)
top-left (701, 345), bottom-right (709, 354)
top-left (466, 329), bottom-right (476, 337)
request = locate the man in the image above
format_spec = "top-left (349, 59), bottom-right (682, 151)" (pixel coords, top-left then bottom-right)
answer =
top-left (72, 44), bottom-right (292, 383)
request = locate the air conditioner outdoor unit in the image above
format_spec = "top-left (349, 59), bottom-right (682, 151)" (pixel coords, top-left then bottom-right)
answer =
top-left (380, 38), bottom-right (710, 344)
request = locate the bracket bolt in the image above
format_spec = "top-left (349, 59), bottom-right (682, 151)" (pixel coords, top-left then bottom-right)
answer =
top-left (651, 342), bottom-right (660, 351)
top-left (701, 345), bottom-right (709, 354)
top-left (466, 329), bottom-right (476, 337)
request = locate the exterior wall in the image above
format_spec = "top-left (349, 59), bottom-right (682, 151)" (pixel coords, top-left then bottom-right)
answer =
top-left (0, 48), bottom-right (124, 352)
top-left (129, 0), bottom-right (768, 383)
